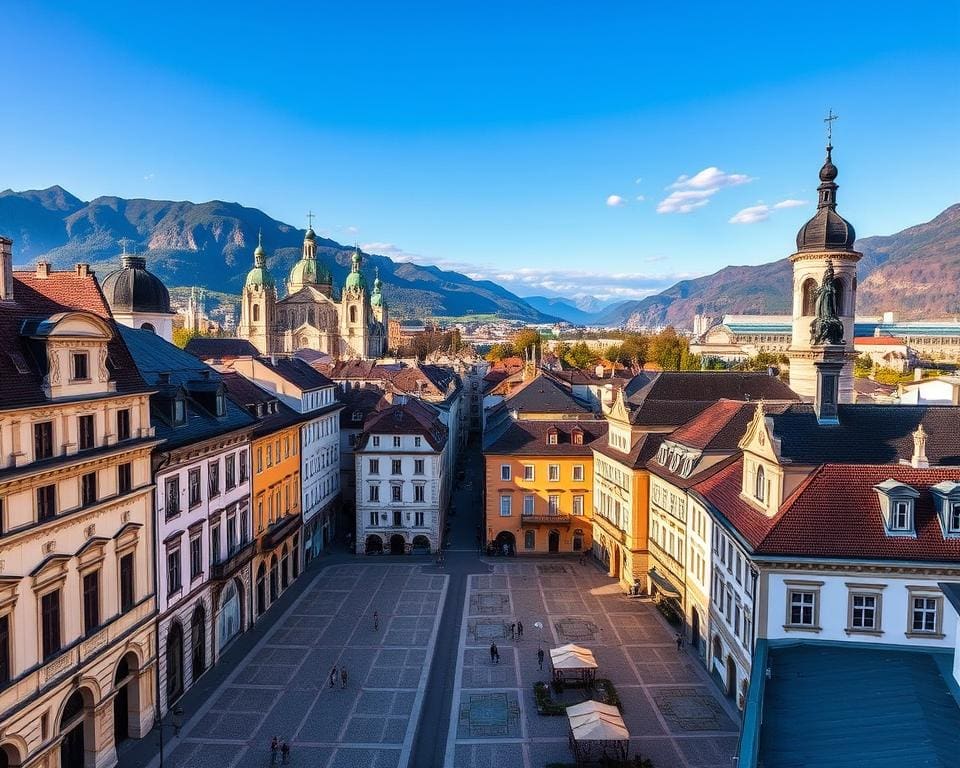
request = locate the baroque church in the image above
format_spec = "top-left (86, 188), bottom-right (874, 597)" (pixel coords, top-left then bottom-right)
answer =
top-left (237, 226), bottom-right (388, 359)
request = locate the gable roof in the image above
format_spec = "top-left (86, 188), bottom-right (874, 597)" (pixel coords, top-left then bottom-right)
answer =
top-left (591, 430), bottom-right (666, 470)
top-left (360, 398), bottom-right (448, 451)
top-left (503, 373), bottom-right (593, 416)
top-left (0, 270), bottom-right (148, 410)
top-left (484, 419), bottom-right (607, 455)
top-left (255, 355), bottom-right (334, 391)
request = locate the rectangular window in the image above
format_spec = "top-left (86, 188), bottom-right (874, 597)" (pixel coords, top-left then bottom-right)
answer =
top-left (225, 454), bottom-right (236, 489)
top-left (415, 511), bottom-right (424, 526)
top-left (188, 468), bottom-right (201, 508)
top-left (117, 408), bottom-right (131, 441)
top-left (0, 615), bottom-right (9, 685)
top-left (266, 444), bottom-right (272, 467)
top-left (500, 464), bottom-right (511, 481)
top-left (34, 421), bottom-right (54, 460)
top-left (118, 462), bottom-right (132, 495)
top-left (735, 554), bottom-right (743, 585)
top-left (190, 536), bottom-right (202, 579)
top-left (119, 554), bottom-right (135, 611)
top-left (78, 414), bottom-right (95, 450)
top-left (82, 571), bottom-right (100, 633)
top-left (392, 485), bottom-right (402, 502)
top-left (548, 464), bottom-right (560, 482)
top-left (369, 459), bottom-right (380, 474)
top-left (71, 351), bottom-right (89, 381)
top-left (523, 465), bottom-right (535, 481)
top-left (208, 461), bottom-right (220, 498)
top-left (37, 484), bottom-right (56, 521)
top-left (393, 436), bottom-right (401, 448)
top-left (414, 485), bottom-right (425, 502)
top-left (893, 501), bottom-right (911, 530)
top-left (167, 549), bottom-right (182, 594)
top-left (547, 495), bottom-right (559, 515)
top-left (392, 459), bottom-right (402, 475)
top-left (81, 472), bottom-right (97, 507)
top-left (414, 459), bottom-right (424, 475)
top-left (951, 503), bottom-right (960, 533)
top-left (523, 495), bottom-right (535, 516)
top-left (572, 465), bottom-right (584, 482)
top-left (211, 525), bottom-right (221, 565)
top-left (227, 515), bottom-right (237, 554)
top-left (414, 437), bottom-right (421, 447)
top-left (500, 495), bottom-right (512, 517)
top-left (373, 436), bottom-right (380, 447)
top-left (284, 436), bottom-right (290, 458)
top-left (368, 485), bottom-right (380, 502)
top-left (572, 495), bottom-right (584, 515)
top-left (41, 590), bottom-right (61, 659)
top-left (393, 510), bottom-right (402, 526)
top-left (789, 591), bottom-right (816, 627)
top-left (369, 510), bottom-right (378, 526)
top-left (850, 593), bottom-right (878, 631)
top-left (911, 597), bottom-right (940, 634)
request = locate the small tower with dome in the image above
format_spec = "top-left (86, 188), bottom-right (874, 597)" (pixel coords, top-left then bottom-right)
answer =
top-left (101, 247), bottom-right (176, 341)
top-left (340, 247), bottom-right (370, 357)
top-left (787, 114), bottom-right (861, 418)
top-left (238, 232), bottom-right (277, 354)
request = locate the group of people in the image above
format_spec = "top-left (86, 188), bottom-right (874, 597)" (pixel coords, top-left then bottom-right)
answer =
top-left (269, 736), bottom-right (291, 765)
top-left (488, 619), bottom-right (535, 667)
top-left (329, 665), bottom-right (349, 688)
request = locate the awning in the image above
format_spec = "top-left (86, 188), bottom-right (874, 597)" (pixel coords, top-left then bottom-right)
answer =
top-left (567, 700), bottom-right (629, 742)
top-left (550, 643), bottom-right (598, 671)
top-left (648, 568), bottom-right (681, 599)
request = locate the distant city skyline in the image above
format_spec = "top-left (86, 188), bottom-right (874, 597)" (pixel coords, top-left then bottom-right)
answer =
top-left (2, 2), bottom-right (958, 301)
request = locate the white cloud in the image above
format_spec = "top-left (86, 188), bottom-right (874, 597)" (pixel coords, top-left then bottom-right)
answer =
top-left (634, 177), bottom-right (643, 184)
top-left (657, 166), bottom-right (754, 214)
top-left (729, 205), bottom-right (771, 224)
top-left (606, 194), bottom-right (626, 207)
top-left (635, 195), bottom-right (646, 202)
top-left (729, 198), bottom-right (810, 225)
top-left (360, 242), bottom-right (420, 262)
top-left (143, 173), bottom-right (155, 181)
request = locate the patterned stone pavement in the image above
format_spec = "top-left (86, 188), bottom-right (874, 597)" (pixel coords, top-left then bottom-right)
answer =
top-left (164, 563), bottom-right (447, 768)
top-left (446, 560), bottom-right (739, 768)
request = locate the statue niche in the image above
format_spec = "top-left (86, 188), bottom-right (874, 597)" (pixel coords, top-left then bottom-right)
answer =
top-left (809, 263), bottom-right (845, 346)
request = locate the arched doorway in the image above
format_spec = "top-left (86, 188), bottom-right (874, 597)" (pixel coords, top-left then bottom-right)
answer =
top-left (494, 531), bottom-right (515, 556)
top-left (280, 545), bottom-right (290, 590)
top-left (725, 655), bottom-right (737, 698)
top-left (166, 622), bottom-right (184, 707)
top-left (712, 636), bottom-right (722, 667)
top-left (691, 607), bottom-right (701, 652)
top-left (365, 535), bottom-right (383, 554)
top-left (191, 604), bottom-right (206, 682)
top-left (548, 530), bottom-right (560, 553)
top-left (611, 545), bottom-right (621, 579)
top-left (113, 652), bottom-right (140, 746)
top-left (412, 535), bottom-right (431, 554)
top-left (59, 688), bottom-right (93, 768)
top-left (389, 534), bottom-right (406, 555)
top-left (218, 579), bottom-right (242, 652)
top-left (269, 555), bottom-right (279, 602)
top-left (0, 744), bottom-right (21, 768)
top-left (256, 563), bottom-right (266, 617)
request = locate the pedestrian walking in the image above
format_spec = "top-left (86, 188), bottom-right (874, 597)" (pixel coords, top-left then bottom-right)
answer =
top-left (675, 632), bottom-right (683, 652)
top-left (329, 665), bottom-right (339, 688)
top-left (490, 642), bottom-right (497, 663)
top-left (340, 667), bottom-right (348, 689)
top-left (495, 645), bottom-right (500, 663)
top-left (510, 622), bottom-right (516, 640)
top-left (281, 741), bottom-right (290, 765)
top-left (270, 736), bottom-right (279, 765)
top-left (537, 648), bottom-right (544, 670)
top-left (517, 621), bottom-right (524, 638)
top-left (373, 611), bottom-right (379, 631)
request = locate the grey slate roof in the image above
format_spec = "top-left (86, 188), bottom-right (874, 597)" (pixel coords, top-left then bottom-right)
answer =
top-left (184, 337), bottom-right (260, 360)
top-left (504, 373), bottom-right (593, 416)
top-left (256, 356), bottom-right (334, 391)
top-left (484, 419), bottom-right (607, 455)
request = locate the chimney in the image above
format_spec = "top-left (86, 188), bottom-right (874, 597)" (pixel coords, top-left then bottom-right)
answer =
top-left (0, 236), bottom-right (13, 302)
top-left (158, 372), bottom-right (171, 385)
top-left (74, 263), bottom-right (92, 277)
top-left (911, 424), bottom-right (929, 469)
top-left (813, 360), bottom-right (842, 425)
top-left (35, 261), bottom-right (51, 279)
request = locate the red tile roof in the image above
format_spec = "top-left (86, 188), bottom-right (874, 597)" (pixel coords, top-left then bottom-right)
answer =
top-left (854, 336), bottom-right (906, 346)
top-left (667, 399), bottom-right (750, 450)
top-left (696, 458), bottom-right (960, 563)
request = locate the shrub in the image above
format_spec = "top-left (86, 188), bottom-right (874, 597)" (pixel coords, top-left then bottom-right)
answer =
top-left (533, 681), bottom-right (567, 716)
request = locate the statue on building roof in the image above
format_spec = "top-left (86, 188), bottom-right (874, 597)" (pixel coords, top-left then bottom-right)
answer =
top-left (810, 263), bottom-right (845, 345)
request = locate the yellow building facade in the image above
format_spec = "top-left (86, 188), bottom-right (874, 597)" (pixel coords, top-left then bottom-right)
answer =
top-left (483, 421), bottom-right (606, 555)
top-left (0, 257), bottom-right (158, 768)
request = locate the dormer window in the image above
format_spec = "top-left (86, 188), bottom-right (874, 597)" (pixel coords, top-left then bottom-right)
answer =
top-left (547, 428), bottom-right (558, 446)
top-left (657, 445), bottom-right (669, 465)
top-left (930, 481), bottom-right (960, 537)
top-left (951, 503), bottom-right (960, 534)
top-left (71, 352), bottom-right (89, 382)
top-left (571, 428), bottom-right (584, 446)
top-left (173, 397), bottom-right (186, 426)
top-left (755, 466), bottom-right (766, 502)
top-left (892, 501), bottom-right (911, 531)
top-left (215, 391), bottom-right (226, 417)
top-left (680, 456), bottom-right (695, 478)
top-left (668, 451), bottom-right (681, 473)
top-left (352, 411), bottom-right (363, 422)
top-left (873, 479), bottom-right (919, 537)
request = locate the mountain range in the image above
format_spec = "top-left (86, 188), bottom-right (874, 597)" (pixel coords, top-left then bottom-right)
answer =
top-left (0, 186), bottom-right (957, 329)
top-left (0, 186), bottom-right (556, 323)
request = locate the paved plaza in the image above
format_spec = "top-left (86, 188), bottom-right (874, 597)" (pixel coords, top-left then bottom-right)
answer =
top-left (162, 563), bottom-right (447, 768)
top-left (446, 560), bottom-right (739, 768)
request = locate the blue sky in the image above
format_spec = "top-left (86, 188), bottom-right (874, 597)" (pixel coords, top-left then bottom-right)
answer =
top-left (1, 1), bottom-right (958, 302)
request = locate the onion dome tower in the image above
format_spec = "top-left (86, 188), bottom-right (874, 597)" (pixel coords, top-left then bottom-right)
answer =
top-left (101, 248), bottom-right (176, 341)
top-left (238, 232), bottom-right (277, 354)
top-left (787, 114), bottom-right (861, 419)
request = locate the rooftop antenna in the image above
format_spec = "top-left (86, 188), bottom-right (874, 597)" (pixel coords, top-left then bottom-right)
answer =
top-left (824, 108), bottom-right (839, 146)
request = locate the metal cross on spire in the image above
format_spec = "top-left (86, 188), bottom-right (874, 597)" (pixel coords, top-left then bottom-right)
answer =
top-left (307, 210), bottom-right (315, 229)
top-left (824, 109), bottom-right (839, 145)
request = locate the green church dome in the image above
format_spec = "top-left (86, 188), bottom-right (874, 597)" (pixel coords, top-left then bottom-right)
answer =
top-left (246, 233), bottom-right (275, 288)
top-left (289, 257), bottom-right (317, 286)
top-left (344, 270), bottom-right (365, 290)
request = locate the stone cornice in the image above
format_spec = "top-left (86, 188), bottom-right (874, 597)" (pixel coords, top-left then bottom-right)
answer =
top-left (788, 250), bottom-right (862, 263)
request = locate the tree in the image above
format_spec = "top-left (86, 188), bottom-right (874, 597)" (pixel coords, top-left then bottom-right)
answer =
top-left (485, 343), bottom-right (514, 362)
top-left (873, 366), bottom-right (904, 385)
top-left (511, 328), bottom-right (542, 359)
top-left (172, 327), bottom-right (200, 349)
top-left (563, 341), bottom-right (596, 369)
top-left (853, 354), bottom-right (873, 378)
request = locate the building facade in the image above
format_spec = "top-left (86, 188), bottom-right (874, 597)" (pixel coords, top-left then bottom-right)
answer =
top-left (0, 250), bottom-right (158, 768)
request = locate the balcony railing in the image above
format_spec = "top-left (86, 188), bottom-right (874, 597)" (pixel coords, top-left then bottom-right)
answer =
top-left (210, 539), bottom-right (256, 580)
top-left (260, 514), bottom-right (300, 550)
top-left (521, 513), bottom-right (572, 526)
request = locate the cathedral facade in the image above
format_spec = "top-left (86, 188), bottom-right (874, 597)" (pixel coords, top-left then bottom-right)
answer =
top-left (237, 227), bottom-right (388, 359)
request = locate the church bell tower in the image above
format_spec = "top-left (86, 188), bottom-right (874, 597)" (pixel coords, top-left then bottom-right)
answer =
top-left (238, 233), bottom-right (277, 355)
top-left (787, 113), bottom-right (861, 416)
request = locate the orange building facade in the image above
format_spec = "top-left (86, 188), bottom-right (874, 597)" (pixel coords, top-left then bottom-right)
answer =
top-left (483, 421), bottom-right (607, 555)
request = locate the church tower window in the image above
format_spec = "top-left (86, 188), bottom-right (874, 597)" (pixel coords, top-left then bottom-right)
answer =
top-left (754, 466), bottom-right (765, 502)
top-left (253, 304), bottom-right (260, 322)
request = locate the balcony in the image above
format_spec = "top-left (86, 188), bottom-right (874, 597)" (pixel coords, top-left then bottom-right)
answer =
top-left (260, 513), bottom-right (300, 550)
top-left (210, 539), bottom-right (256, 580)
top-left (521, 514), bottom-right (572, 526)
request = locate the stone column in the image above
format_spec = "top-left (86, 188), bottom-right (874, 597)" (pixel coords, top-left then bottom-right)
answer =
top-left (91, 699), bottom-right (117, 768)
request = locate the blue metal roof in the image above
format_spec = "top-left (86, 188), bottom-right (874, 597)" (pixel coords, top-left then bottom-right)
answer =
top-left (756, 643), bottom-right (960, 768)
top-left (720, 319), bottom-right (960, 338)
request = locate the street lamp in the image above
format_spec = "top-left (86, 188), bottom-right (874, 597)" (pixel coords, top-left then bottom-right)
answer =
top-left (155, 705), bottom-right (184, 768)
top-left (534, 621), bottom-right (544, 651)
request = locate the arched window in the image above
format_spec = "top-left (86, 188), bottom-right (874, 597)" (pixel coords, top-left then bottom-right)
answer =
top-left (834, 277), bottom-right (845, 316)
top-left (140, 322), bottom-right (155, 333)
top-left (253, 304), bottom-right (260, 323)
top-left (755, 465), bottom-right (765, 502)
top-left (801, 278), bottom-right (817, 317)
top-left (349, 306), bottom-right (357, 324)
top-left (191, 604), bottom-right (206, 681)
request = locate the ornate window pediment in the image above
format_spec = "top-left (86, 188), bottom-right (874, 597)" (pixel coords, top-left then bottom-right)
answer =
top-left (931, 480), bottom-right (960, 537)
top-left (30, 553), bottom-right (70, 591)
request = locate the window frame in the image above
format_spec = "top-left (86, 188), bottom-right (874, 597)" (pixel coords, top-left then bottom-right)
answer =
top-left (784, 582), bottom-right (822, 632)
top-left (499, 495), bottom-right (512, 517)
top-left (500, 464), bottom-right (511, 481)
top-left (78, 414), bottom-right (95, 451)
top-left (572, 464), bottom-right (584, 483)
top-left (846, 588), bottom-right (883, 635)
top-left (71, 351), bottom-right (90, 382)
top-left (906, 589), bottom-right (944, 638)
top-left (548, 464), bottom-right (560, 482)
